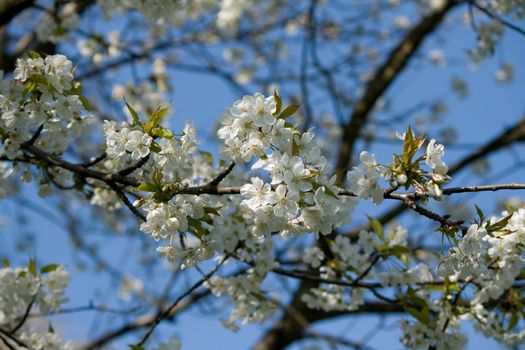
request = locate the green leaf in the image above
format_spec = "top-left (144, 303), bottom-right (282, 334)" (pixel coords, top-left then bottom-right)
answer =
top-left (278, 104), bottom-right (300, 120)
top-left (399, 254), bottom-right (409, 264)
top-left (291, 140), bottom-right (300, 156)
top-left (129, 346), bottom-right (145, 350)
top-left (250, 291), bottom-right (267, 302)
top-left (150, 141), bottom-right (162, 153)
top-left (23, 81), bottom-right (39, 95)
top-left (144, 104), bottom-right (170, 134)
top-left (151, 127), bottom-right (173, 139)
top-left (474, 204), bottom-right (484, 224)
top-left (136, 183), bottom-right (158, 192)
top-left (507, 312), bottom-right (519, 331)
top-left (124, 99), bottom-right (142, 127)
top-left (152, 170), bottom-right (164, 187)
top-left (80, 96), bottom-right (91, 111)
top-left (204, 207), bottom-right (221, 216)
top-left (28, 51), bottom-right (42, 59)
top-left (40, 264), bottom-right (59, 274)
top-left (189, 219), bottom-right (209, 239)
top-left (273, 89), bottom-right (282, 115)
top-left (28, 259), bottom-right (37, 275)
top-left (200, 151), bottom-right (213, 163)
top-left (401, 126), bottom-right (414, 164)
top-left (487, 212), bottom-right (513, 233)
top-left (404, 305), bottom-right (430, 325)
top-left (367, 216), bottom-right (384, 240)
top-left (1, 258), bottom-right (9, 267)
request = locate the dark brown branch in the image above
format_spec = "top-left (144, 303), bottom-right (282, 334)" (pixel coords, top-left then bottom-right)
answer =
top-left (399, 196), bottom-right (466, 233)
top-left (0, 0), bottom-right (34, 28)
top-left (442, 183), bottom-right (525, 195)
top-left (21, 143), bottom-right (141, 187)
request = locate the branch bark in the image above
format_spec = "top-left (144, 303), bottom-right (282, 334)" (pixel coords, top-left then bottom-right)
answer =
top-left (0, 0), bottom-right (34, 28)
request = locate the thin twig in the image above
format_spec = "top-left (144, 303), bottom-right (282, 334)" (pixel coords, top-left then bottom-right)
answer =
top-left (207, 161), bottom-right (235, 187)
top-left (134, 257), bottom-right (228, 346)
top-left (9, 298), bottom-right (34, 333)
top-left (80, 153), bottom-right (107, 167)
top-left (118, 154), bottom-right (150, 176)
top-left (108, 182), bottom-right (146, 221)
top-left (468, 0), bottom-right (525, 37)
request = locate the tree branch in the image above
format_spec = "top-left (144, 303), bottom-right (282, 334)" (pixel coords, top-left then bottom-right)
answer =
top-left (349, 117), bottom-right (525, 236)
top-left (0, 0), bottom-right (34, 28)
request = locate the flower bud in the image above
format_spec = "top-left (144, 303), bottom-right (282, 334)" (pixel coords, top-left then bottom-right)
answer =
top-left (431, 172), bottom-right (449, 184)
top-left (396, 174), bottom-right (408, 185)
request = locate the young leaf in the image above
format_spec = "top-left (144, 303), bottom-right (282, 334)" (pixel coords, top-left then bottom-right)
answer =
top-left (150, 141), bottom-right (162, 153)
top-left (129, 346), bottom-right (145, 350)
top-left (80, 96), bottom-right (91, 111)
top-left (487, 212), bottom-right (513, 233)
top-left (367, 216), bottom-right (384, 240)
top-left (474, 204), bottom-right (484, 224)
top-left (28, 51), bottom-right (42, 59)
top-left (151, 127), bottom-right (173, 139)
top-left (145, 104), bottom-right (170, 134)
top-left (40, 264), bottom-right (59, 274)
top-left (273, 89), bottom-right (282, 115)
top-left (28, 259), bottom-right (37, 275)
top-left (136, 183), bottom-right (159, 192)
top-left (278, 104), bottom-right (300, 120)
top-left (124, 99), bottom-right (142, 127)
top-left (204, 207), bottom-right (222, 216)
top-left (507, 312), bottom-right (519, 331)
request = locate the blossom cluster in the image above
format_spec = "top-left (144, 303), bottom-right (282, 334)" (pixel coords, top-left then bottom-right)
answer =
top-left (0, 54), bottom-right (92, 157)
top-left (0, 263), bottom-right (72, 350)
top-left (96, 0), bottom-right (247, 30)
top-left (399, 315), bottom-right (466, 350)
top-left (347, 129), bottom-right (450, 204)
top-left (220, 93), bottom-right (354, 237)
top-left (300, 224), bottom-right (419, 312)
top-left (0, 54), bottom-right (93, 195)
top-left (436, 209), bottom-right (525, 346)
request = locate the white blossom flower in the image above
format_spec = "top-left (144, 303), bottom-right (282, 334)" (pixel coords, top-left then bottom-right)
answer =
top-left (303, 247), bottom-right (325, 268)
top-left (347, 151), bottom-right (385, 204)
top-left (125, 130), bottom-right (152, 160)
top-left (240, 177), bottom-right (277, 210)
top-left (426, 139), bottom-right (448, 174)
